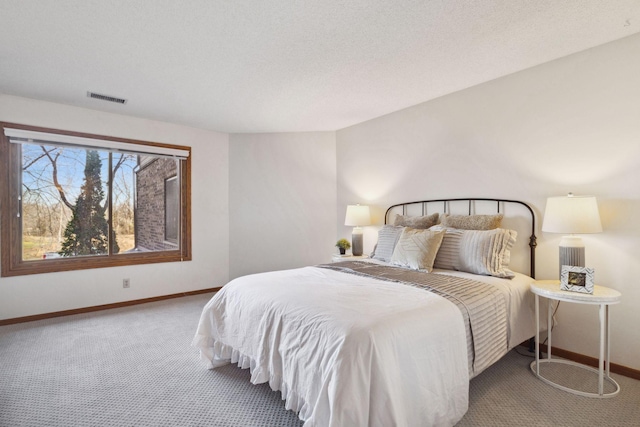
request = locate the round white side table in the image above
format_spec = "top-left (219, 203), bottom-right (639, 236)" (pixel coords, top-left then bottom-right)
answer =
top-left (530, 280), bottom-right (621, 398)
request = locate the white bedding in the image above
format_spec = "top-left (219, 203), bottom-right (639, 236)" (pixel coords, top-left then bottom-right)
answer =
top-left (193, 266), bottom-right (470, 426)
top-left (192, 263), bottom-right (535, 426)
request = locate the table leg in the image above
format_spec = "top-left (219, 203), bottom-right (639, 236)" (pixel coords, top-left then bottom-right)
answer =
top-left (606, 304), bottom-right (611, 378)
top-left (535, 294), bottom-right (540, 375)
top-left (547, 297), bottom-right (552, 361)
top-left (599, 303), bottom-right (605, 396)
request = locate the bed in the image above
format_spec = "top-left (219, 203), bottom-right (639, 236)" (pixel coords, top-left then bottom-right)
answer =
top-left (192, 198), bottom-right (538, 426)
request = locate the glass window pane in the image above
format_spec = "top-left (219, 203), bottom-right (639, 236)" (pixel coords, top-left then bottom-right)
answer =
top-left (111, 153), bottom-right (137, 253)
top-left (21, 145), bottom-right (109, 260)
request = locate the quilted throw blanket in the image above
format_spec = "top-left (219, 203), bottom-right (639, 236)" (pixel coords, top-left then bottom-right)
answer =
top-left (318, 261), bottom-right (508, 377)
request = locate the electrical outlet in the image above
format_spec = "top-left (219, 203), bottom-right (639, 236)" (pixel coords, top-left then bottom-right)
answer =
top-left (123, 278), bottom-right (130, 288)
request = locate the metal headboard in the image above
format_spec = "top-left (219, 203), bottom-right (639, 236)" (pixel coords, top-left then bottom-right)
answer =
top-left (385, 198), bottom-right (537, 278)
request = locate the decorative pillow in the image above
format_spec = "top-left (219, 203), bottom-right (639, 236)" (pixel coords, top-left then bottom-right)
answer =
top-left (390, 228), bottom-right (446, 272)
top-left (370, 225), bottom-right (404, 262)
top-left (440, 213), bottom-right (503, 230)
top-left (432, 226), bottom-right (517, 278)
top-left (393, 212), bottom-right (439, 229)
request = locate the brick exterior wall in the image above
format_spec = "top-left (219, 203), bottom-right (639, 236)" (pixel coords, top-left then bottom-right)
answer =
top-left (135, 157), bottom-right (178, 251)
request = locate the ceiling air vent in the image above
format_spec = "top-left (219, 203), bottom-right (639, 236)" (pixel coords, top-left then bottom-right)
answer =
top-left (86, 91), bottom-right (127, 104)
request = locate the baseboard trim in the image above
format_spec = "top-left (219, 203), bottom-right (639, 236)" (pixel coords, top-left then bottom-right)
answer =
top-left (522, 342), bottom-right (640, 381)
top-left (0, 287), bottom-right (221, 326)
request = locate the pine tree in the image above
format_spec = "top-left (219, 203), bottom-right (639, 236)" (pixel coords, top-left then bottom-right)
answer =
top-left (59, 150), bottom-right (119, 256)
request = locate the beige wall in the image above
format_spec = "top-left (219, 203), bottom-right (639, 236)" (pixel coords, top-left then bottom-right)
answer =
top-left (229, 132), bottom-right (337, 279)
top-left (0, 94), bottom-right (230, 319)
top-left (336, 33), bottom-right (640, 371)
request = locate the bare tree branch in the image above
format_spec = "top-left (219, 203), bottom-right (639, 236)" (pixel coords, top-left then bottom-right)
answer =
top-left (22, 148), bottom-right (57, 171)
top-left (42, 146), bottom-right (74, 210)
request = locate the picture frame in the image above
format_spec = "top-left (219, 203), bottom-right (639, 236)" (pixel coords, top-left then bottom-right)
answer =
top-left (560, 265), bottom-right (595, 294)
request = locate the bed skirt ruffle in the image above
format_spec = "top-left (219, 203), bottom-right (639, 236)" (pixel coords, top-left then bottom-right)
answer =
top-left (191, 334), bottom-right (311, 421)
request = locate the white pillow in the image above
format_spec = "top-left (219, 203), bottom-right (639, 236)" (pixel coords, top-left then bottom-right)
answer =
top-left (390, 228), bottom-right (445, 272)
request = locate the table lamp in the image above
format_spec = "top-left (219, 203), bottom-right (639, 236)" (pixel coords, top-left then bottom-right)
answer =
top-left (344, 205), bottom-right (371, 256)
top-left (542, 193), bottom-right (602, 277)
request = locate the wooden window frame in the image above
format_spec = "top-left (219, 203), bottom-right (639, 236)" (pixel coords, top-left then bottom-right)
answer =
top-left (0, 122), bottom-right (192, 277)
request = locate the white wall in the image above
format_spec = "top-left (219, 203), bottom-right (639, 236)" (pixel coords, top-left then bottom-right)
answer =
top-left (336, 33), bottom-right (640, 371)
top-left (2, 33), bottom-right (638, 372)
top-left (0, 98), bottom-right (337, 319)
top-left (0, 95), bottom-right (230, 320)
top-left (229, 132), bottom-right (337, 279)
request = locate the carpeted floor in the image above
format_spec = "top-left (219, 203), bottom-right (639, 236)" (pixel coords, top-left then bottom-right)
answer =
top-left (1, 293), bottom-right (638, 426)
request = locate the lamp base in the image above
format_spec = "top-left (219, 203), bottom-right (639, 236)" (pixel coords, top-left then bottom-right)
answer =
top-left (559, 235), bottom-right (585, 278)
top-left (351, 228), bottom-right (364, 256)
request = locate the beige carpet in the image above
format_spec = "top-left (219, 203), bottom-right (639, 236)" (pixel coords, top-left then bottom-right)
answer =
top-left (1, 293), bottom-right (638, 426)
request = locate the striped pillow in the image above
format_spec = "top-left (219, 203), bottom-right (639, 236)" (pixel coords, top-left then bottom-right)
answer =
top-left (432, 227), bottom-right (464, 271)
top-left (370, 225), bottom-right (404, 262)
top-left (432, 226), bottom-right (517, 278)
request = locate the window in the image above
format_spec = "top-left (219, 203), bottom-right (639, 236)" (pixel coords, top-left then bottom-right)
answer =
top-left (0, 122), bottom-right (191, 277)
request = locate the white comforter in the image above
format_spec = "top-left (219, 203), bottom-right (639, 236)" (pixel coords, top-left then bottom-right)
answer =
top-left (192, 266), bottom-right (469, 426)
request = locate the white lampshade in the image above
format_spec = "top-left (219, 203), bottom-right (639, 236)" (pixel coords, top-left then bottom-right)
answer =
top-left (542, 194), bottom-right (602, 234)
top-left (344, 205), bottom-right (371, 227)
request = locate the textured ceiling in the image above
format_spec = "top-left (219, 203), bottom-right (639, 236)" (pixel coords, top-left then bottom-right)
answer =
top-left (1, 1), bottom-right (639, 133)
